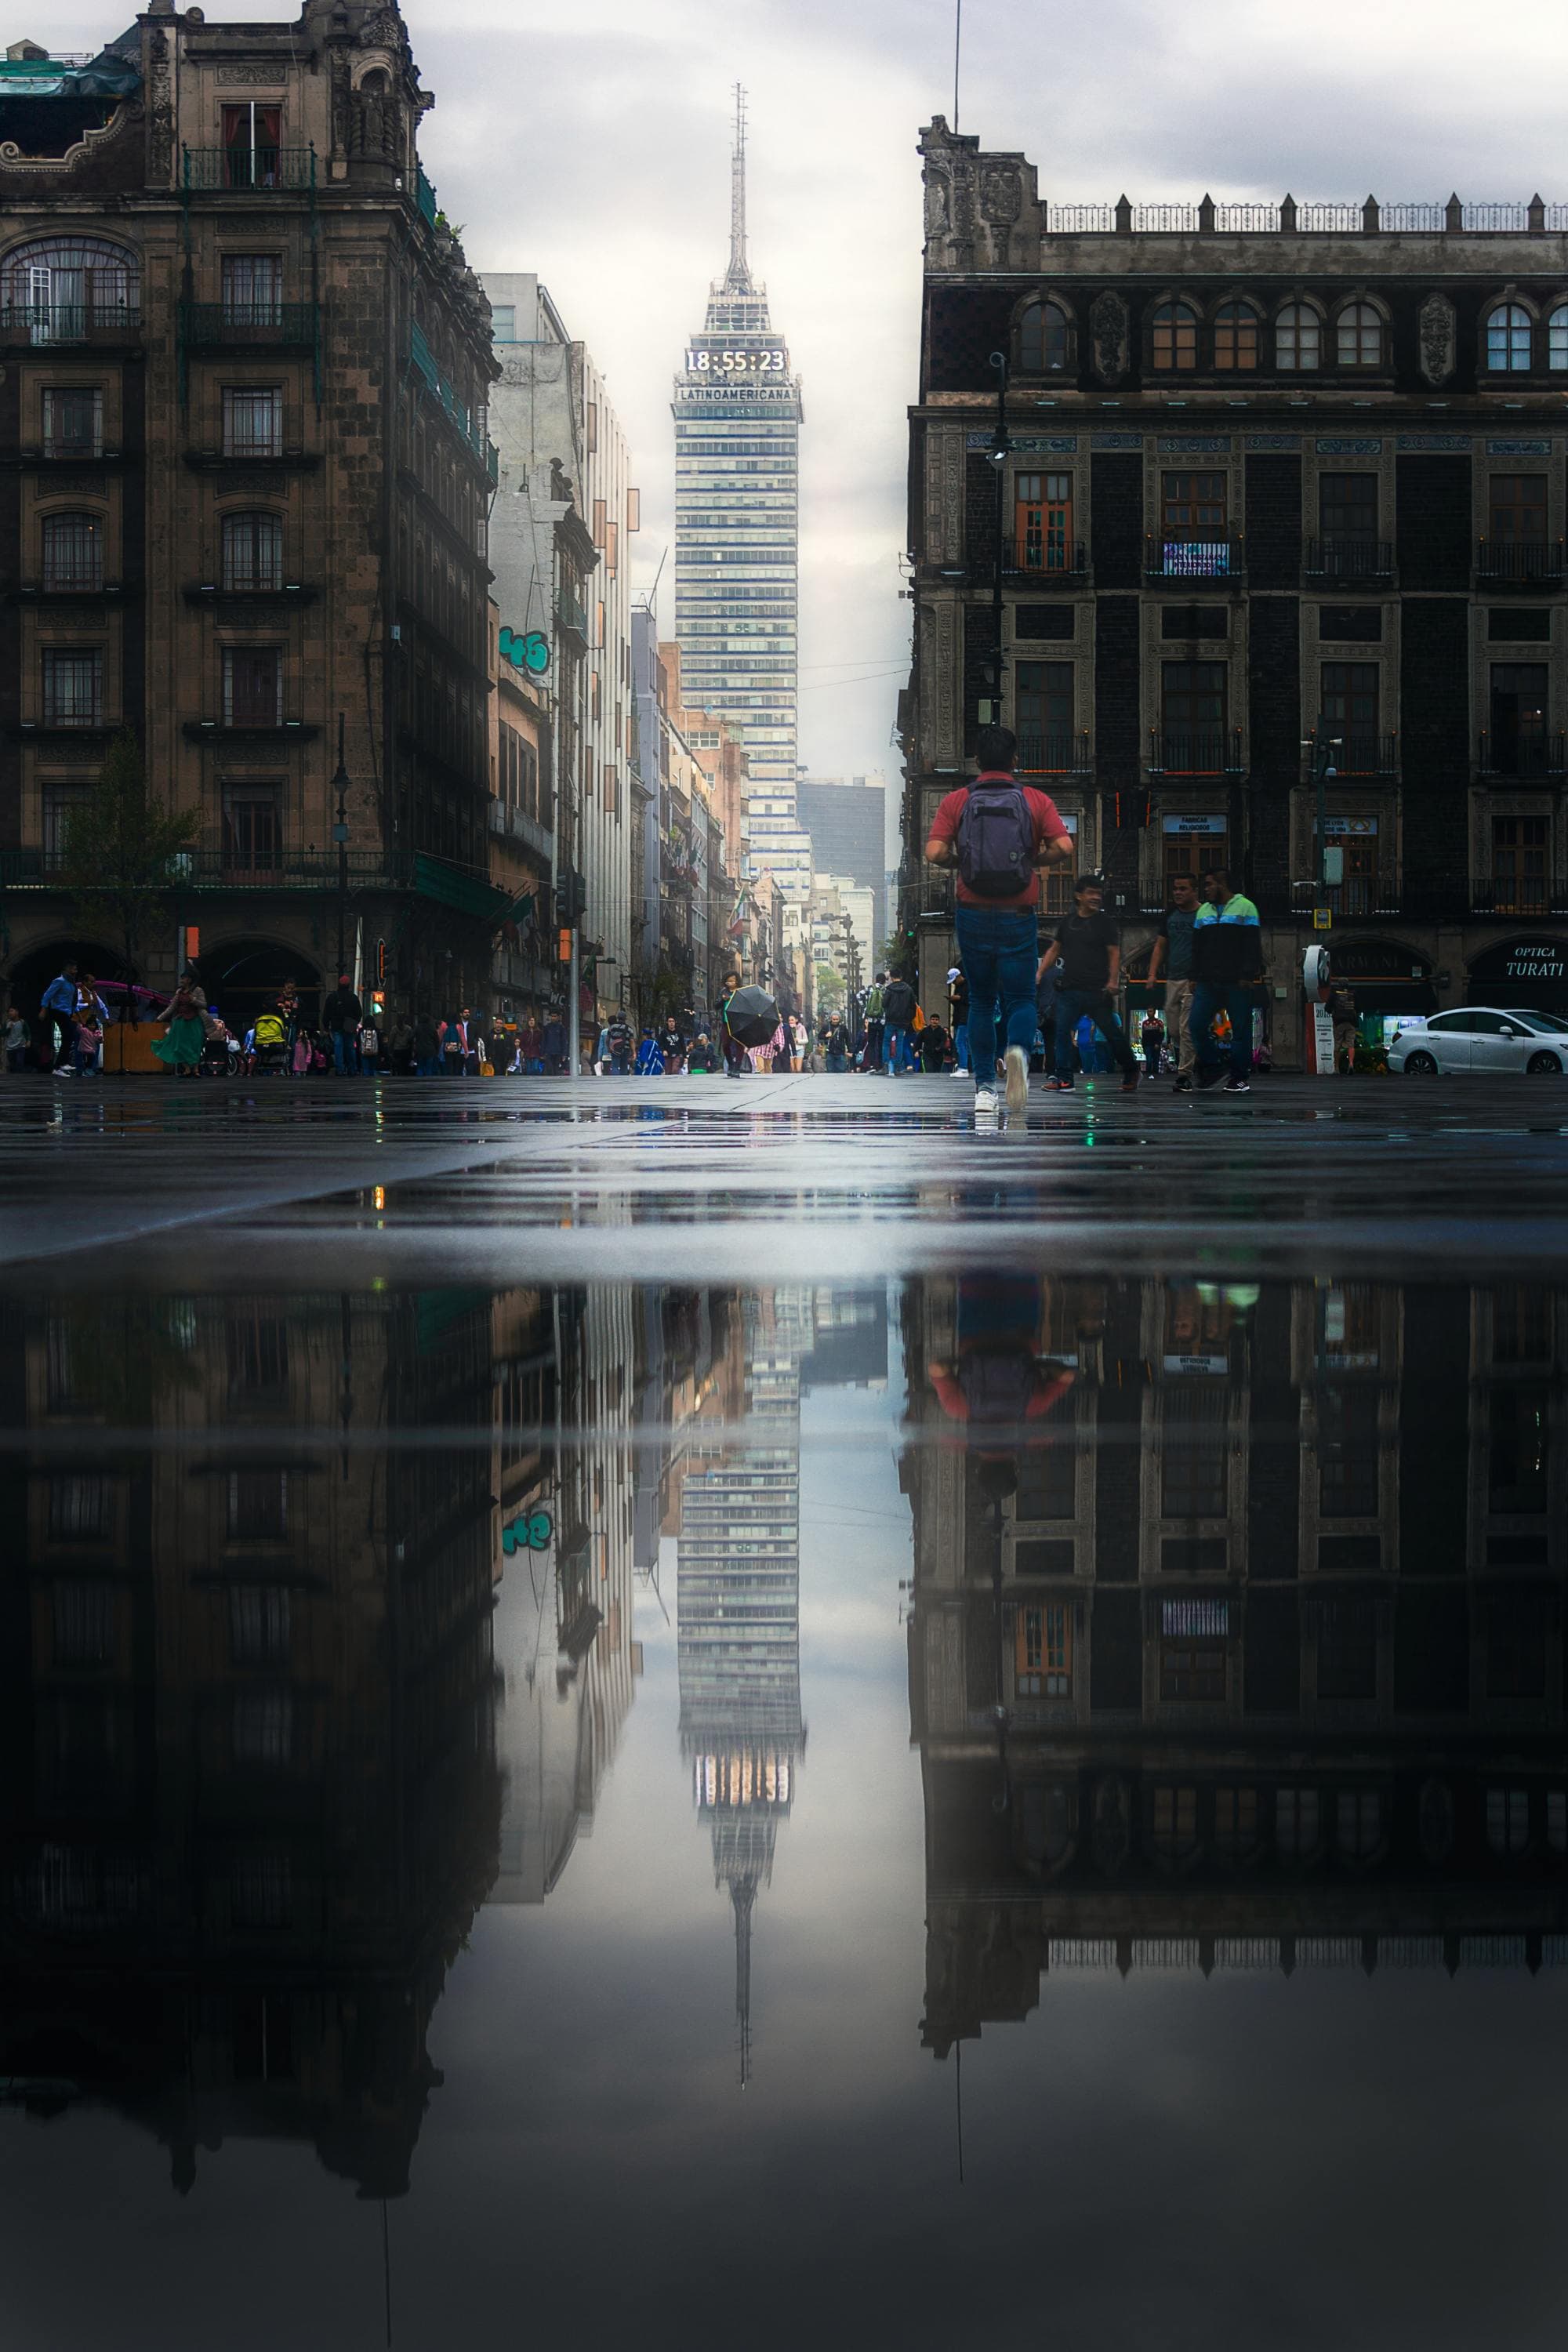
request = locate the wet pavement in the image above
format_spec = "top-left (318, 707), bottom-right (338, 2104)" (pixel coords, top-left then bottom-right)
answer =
top-left (4, 1079), bottom-right (1568, 2347)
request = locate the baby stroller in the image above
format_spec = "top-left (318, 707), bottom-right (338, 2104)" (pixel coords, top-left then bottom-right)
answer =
top-left (250, 1009), bottom-right (292, 1076)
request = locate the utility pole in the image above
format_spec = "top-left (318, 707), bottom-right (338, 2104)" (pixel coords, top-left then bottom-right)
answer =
top-left (331, 712), bottom-right (350, 979)
top-left (1305, 713), bottom-right (1342, 927)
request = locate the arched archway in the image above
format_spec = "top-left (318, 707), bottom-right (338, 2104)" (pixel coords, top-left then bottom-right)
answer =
top-left (5, 937), bottom-right (128, 1018)
top-left (199, 938), bottom-right (322, 1035)
top-left (1329, 938), bottom-right (1436, 1021)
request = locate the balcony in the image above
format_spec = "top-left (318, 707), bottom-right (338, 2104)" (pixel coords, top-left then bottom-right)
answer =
top-left (182, 579), bottom-right (318, 609)
top-left (182, 718), bottom-right (321, 743)
top-left (1288, 879), bottom-right (1400, 919)
top-left (1145, 532), bottom-right (1244, 586)
top-left (416, 165), bottom-right (438, 225)
top-left (1007, 542), bottom-right (1090, 583)
top-left (12, 577), bottom-right (132, 605)
top-left (1305, 538), bottom-right (1395, 583)
top-left (181, 145), bottom-right (316, 193)
top-left (1475, 878), bottom-right (1554, 917)
top-left (409, 323), bottom-right (493, 475)
top-left (1149, 729), bottom-right (1247, 776)
top-left (1475, 539), bottom-right (1566, 587)
top-left (1477, 728), bottom-right (1568, 778)
top-left (0, 848), bottom-right (399, 891)
top-left (179, 301), bottom-right (319, 351)
top-left (1017, 729), bottom-right (1093, 777)
top-left (0, 303), bottom-right (140, 349)
top-left (488, 797), bottom-right (554, 864)
top-left (1307, 731), bottom-right (1399, 778)
top-left (554, 589), bottom-right (590, 649)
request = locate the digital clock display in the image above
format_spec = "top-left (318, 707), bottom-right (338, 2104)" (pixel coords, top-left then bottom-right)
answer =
top-left (685, 350), bottom-right (787, 375)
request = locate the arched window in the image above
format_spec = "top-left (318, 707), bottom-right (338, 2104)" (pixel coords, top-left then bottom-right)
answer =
top-left (1019, 298), bottom-right (1070, 372)
top-left (41, 510), bottom-right (103, 593)
top-left (1213, 301), bottom-right (1258, 371)
top-left (1486, 302), bottom-right (1534, 372)
top-left (1276, 302), bottom-right (1320, 371)
top-left (1336, 302), bottom-right (1384, 369)
top-left (1151, 300), bottom-right (1198, 372)
top-left (222, 510), bottom-right (283, 593)
top-left (0, 236), bottom-right (138, 339)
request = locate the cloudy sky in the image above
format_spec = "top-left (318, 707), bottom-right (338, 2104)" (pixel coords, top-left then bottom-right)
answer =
top-left (53, 0), bottom-right (1568, 811)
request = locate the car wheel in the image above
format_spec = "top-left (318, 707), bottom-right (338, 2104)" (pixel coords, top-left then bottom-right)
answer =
top-left (1526, 1052), bottom-right (1562, 1075)
top-left (1404, 1050), bottom-right (1439, 1075)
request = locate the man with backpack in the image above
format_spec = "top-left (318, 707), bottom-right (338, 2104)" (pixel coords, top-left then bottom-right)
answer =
top-left (924, 723), bottom-right (1074, 1120)
top-left (862, 975), bottom-right (885, 1071)
top-left (880, 973), bottom-right (917, 1076)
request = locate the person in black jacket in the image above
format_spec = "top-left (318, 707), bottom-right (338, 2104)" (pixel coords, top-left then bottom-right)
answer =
top-left (321, 975), bottom-right (362, 1076)
top-left (881, 974), bottom-right (917, 1076)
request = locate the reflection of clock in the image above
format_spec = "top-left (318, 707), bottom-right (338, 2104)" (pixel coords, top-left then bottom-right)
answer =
top-left (685, 349), bottom-right (787, 374)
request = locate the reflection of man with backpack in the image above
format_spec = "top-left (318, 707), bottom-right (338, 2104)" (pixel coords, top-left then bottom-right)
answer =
top-left (927, 1275), bottom-right (1075, 1464)
top-left (923, 723), bottom-right (1075, 1123)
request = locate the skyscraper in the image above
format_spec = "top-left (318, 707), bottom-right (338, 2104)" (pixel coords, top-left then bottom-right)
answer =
top-left (673, 93), bottom-right (808, 898)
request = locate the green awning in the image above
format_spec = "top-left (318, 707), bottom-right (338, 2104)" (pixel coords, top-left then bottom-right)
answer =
top-left (504, 890), bottom-right (536, 926)
top-left (412, 854), bottom-right (512, 923)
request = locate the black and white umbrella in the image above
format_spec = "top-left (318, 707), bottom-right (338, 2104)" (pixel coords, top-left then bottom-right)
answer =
top-left (723, 985), bottom-right (781, 1048)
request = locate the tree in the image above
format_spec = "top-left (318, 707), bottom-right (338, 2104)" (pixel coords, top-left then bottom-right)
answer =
top-left (814, 960), bottom-right (845, 1014)
top-left (60, 730), bottom-right (201, 1023)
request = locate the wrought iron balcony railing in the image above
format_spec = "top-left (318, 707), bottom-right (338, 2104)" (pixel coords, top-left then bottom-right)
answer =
top-left (1009, 540), bottom-right (1089, 579)
top-left (0, 847), bottom-right (401, 891)
top-left (1016, 729), bottom-right (1093, 776)
top-left (0, 304), bottom-right (140, 347)
top-left (1287, 878), bottom-right (1399, 917)
top-left (554, 589), bottom-right (590, 644)
top-left (1476, 878), bottom-right (1552, 916)
top-left (1307, 731), bottom-right (1399, 776)
top-left (1145, 532), bottom-right (1244, 583)
top-left (1477, 728), bottom-right (1568, 777)
top-left (182, 145), bottom-right (316, 192)
top-left (1304, 537), bottom-right (1396, 580)
top-left (1475, 538), bottom-right (1566, 584)
top-left (1149, 728), bottom-right (1247, 775)
top-left (179, 301), bottom-right (318, 349)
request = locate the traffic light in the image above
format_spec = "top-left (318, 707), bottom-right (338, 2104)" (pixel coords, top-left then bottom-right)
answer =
top-left (375, 938), bottom-right (387, 985)
top-left (557, 927), bottom-right (573, 964)
top-left (554, 869), bottom-right (586, 925)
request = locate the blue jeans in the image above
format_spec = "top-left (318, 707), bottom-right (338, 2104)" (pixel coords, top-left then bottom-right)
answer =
top-left (1053, 989), bottom-right (1138, 1080)
top-left (332, 1029), bottom-right (358, 1075)
top-left (954, 904), bottom-right (1040, 1081)
top-left (1191, 982), bottom-right (1256, 1080)
top-left (416, 1055), bottom-right (440, 1076)
top-left (953, 1021), bottom-right (970, 1073)
top-left (884, 1025), bottom-right (912, 1073)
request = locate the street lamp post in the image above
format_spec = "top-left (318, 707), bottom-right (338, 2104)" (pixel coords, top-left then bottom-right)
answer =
top-left (331, 712), bottom-right (350, 981)
top-left (984, 350), bottom-right (1011, 729)
top-left (1305, 713), bottom-right (1342, 924)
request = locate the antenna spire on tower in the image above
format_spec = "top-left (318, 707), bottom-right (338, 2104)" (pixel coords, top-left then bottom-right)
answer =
top-left (727, 81), bottom-right (752, 291)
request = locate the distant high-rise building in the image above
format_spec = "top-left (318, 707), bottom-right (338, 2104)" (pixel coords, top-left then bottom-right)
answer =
top-left (673, 90), bottom-right (804, 857)
top-left (798, 774), bottom-right (888, 956)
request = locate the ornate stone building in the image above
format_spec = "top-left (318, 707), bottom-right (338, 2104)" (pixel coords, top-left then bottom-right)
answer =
top-left (901, 123), bottom-right (1568, 1058)
top-left (0, 0), bottom-right (503, 1039)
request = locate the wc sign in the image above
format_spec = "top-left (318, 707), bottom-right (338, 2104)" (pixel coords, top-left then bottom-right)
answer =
top-left (501, 1508), bottom-right (554, 1556)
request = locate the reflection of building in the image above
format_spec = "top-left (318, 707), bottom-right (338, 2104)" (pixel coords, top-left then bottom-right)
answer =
top-left (903, 1274), bottom-right (1568, 2055)
top-left (491, 1287), bottom-right (641, 1904)
top-left (0, 1289), bottom-right (501, 2195)
top-left (677, 1290), bottom-right (811, 2079)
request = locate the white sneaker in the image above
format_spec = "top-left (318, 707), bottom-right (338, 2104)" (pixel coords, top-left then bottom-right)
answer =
top-left (974, 1085), bottom-right (1000, 1121)
top-left (1004, 1046), bottom-right (1029, 1116)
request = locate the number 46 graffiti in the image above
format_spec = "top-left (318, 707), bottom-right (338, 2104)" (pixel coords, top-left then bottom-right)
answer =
top-left (501, 1509), bottom-right (554, 1556)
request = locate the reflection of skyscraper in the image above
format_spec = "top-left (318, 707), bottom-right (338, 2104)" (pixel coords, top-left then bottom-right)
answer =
top-left (678, 1291), bottom-right (810, 2080)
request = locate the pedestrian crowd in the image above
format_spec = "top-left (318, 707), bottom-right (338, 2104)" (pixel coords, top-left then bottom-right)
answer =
top-left (924, 722), bottom-right (1267, 1123)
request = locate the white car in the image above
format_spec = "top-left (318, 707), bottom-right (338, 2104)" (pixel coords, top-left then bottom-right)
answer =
top-left (1388, 1006), bottom-right (1568, 1075)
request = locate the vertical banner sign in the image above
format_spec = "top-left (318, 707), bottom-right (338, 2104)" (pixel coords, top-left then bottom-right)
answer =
top-left (1312, 1001), bottom-right (1335, 1075)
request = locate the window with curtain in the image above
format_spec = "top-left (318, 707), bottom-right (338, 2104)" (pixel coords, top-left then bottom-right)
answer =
top-left (1276, 302), bottom-right (1320, 370)
top-left (220, 106), bottom-right (282, 189)
top-left (1018, 298), bottom-right (1071, 372)
top-left (1015, 659), bottom-right (1075, 769)
top-left (1321, 661), bottom-right (1381, 770)
top-left (1486, 303), bottom-right (1533, 372)
top-left (1213, 302), bottom-right (1258, 370)
top-left (1014, 1602), bottom-right (1071, 1699)
top-left (223, 646), bottom-right (282, 728)
top-left (42, 387), bottom-right (103, 457)
top-left (0, 236), bottom-right (138, 333)
top-left (42, 782), bottom-right (89, 867)
top-left (220, 254), bottom-right (282, 326)
top-left (221, 784), bottom-right (282, 873)
top-left (41, 511), bottom-right (103, 592)
top-left (1549, 304), bottom-right (1568, 372)
top-left (221, 384), bottom-right (282, 456)
top-left (42, 648), bottom-right (103, 726)
top-left (221, 510), bottom-right (283, 591)
top-left (230, 1585), bottom-right (292, 1667)
top-left (1336, 303), bottom-right (1384, 368)
top-left (1150, 299), bottom-right (1198, 371)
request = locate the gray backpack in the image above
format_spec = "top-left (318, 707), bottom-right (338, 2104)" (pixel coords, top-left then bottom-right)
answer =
top-left (956, 781), bottom-right (1035, 898)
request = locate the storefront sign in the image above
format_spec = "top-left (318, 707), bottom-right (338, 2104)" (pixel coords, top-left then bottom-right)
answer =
top-left (1162, 814), bottom-right (1227, 835)
top-left (1311, 1000), bottom-right (1336, 1074)
top-left (1162, 1352), bottom-right (1229, 1374)
top-left (1323, 816), bottom-right (1377, 836)
top-left (1503, 944), bottom-right (1567, 982)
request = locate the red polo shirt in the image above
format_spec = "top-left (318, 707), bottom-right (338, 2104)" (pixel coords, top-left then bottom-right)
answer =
top-left (927, 773), bottom-right (1073, 909)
